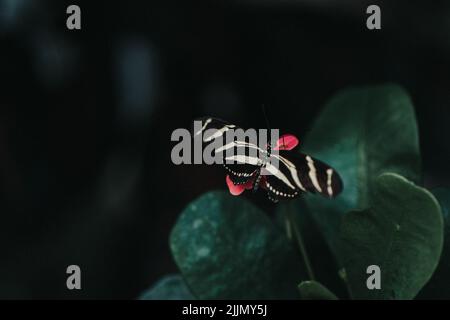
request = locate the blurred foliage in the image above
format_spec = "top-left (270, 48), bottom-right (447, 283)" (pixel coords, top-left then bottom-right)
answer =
top-left (341, 173), bottom-right (442, 299)
top-left (139, 274), bottom-right (194, 300)
top-left (170, 191), bottom-right (304, 299)
top-left (298, 281), bottom-right (338, 300)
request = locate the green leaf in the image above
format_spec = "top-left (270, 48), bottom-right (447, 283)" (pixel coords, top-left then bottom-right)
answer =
top-left (432, 188), bottom-right (450, 219)
top-left (302, 84), bottom-right (421, 262)
top-left (170, 191), bottom-right (305, 299)
top-left (298, 281), bottom-right (338, 300)
top-left (341, 173), bottom-right (443, 299)
top-left (139, 274), bottom-right (195, 300)
top-left (417, 188), bottom-right (450, 299)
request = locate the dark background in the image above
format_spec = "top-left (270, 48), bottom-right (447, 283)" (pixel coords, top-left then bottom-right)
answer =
top-left (1, 0), bottom-right (450, 299)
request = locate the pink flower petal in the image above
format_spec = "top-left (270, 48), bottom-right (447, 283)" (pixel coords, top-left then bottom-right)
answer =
top-left (274, 134), bottom-right (299, 151)
top-left (226, 175), bottom-right (246, 196)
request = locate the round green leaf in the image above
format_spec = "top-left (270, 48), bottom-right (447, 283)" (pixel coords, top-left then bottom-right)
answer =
top-left (298, 281), bottom-right (338, 300)
top-left (418, 188), bottom-right (450, 299)
top-left (170, 191), bottom-right (305, 299)
top-left (341, 173), bottom-right (443, 299)
top-left (302, 84), bottom-right (421, 262)
top-left (139, 274), bottom-right (194, 300)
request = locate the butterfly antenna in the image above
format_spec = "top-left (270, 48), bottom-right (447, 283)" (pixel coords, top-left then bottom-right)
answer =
top-left (262, 104), bottom-right (279, 149)
top-left (261, 104), bottom-right (271, 131)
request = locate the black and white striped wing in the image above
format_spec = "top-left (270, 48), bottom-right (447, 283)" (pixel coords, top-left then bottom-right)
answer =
top-left (194, 117), bottom-right (260, 185)
top-left (193, 117), bottom-right (237, 143)
top-left (264, 150), bottom-right (343, 201)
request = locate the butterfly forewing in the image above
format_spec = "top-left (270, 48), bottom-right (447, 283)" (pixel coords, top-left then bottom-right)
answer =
top-left (266, 150), bottom-right (343, 201)
top-left (225, 164), bottom-right (258, 185)
top-left (194, 117), bottom-right (262, 184)
top-left (295, 152), bottom-right (343, 198)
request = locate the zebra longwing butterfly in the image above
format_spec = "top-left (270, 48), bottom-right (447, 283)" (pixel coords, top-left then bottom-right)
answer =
top-left (195, 117), bottom-right (343, 203)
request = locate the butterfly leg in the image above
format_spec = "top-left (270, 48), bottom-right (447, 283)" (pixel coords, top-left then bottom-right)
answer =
top-left (251, 168), bottom-right (262, 193)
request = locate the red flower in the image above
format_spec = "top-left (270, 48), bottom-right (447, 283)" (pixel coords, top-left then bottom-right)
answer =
top-left (273, 134), bottom-right (299, 151)
top-left (226, 134), bottom-right (299, 195)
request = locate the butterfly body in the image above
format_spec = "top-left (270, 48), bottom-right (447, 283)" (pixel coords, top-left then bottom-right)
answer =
top-left (194, 117), bottom-right (343, 202)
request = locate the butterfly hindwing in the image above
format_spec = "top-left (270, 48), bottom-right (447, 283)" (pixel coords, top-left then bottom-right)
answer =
top-left (262, 158), bottom-right (302, 201)
top-left (225, 163), bottom-right (258, 185)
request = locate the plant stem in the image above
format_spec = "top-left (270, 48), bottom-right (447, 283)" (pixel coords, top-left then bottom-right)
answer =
top-left (285, 204), bottom-right (315, 281)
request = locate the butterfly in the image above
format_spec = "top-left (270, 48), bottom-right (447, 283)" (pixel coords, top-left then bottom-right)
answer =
top-left (194, 117), bottom-right (343, 203)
